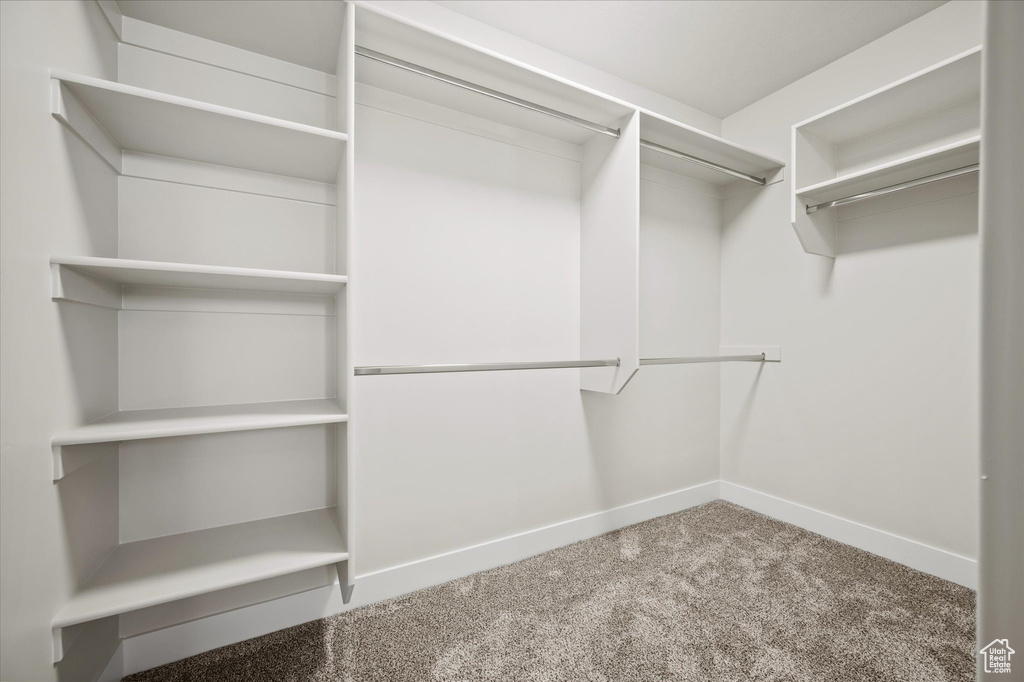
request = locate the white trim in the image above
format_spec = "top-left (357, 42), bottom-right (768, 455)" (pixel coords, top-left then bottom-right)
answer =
top-left (720, 482), bottom-right (977, 589)
top-left (120, 480), bottom-right (720, 675)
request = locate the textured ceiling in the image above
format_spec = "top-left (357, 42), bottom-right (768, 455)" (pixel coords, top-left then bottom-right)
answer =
top-left (433, 0), bottom-right (946, 117)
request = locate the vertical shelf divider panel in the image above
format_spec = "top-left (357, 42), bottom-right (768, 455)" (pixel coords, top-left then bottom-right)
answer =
top-left (580, 110), bottom-right (641, 394)
top-left (336, 0), bottom-right (356, 603)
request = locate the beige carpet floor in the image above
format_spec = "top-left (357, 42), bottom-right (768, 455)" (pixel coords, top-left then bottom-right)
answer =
top-left (125, 501), bottom-right (975, 682)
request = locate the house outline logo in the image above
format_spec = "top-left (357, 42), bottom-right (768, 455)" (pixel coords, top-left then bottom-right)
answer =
top-left (979, 639), bottom-right (1015, 674)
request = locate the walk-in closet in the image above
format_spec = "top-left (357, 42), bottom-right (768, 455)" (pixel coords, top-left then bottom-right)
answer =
top-left (1, 1), bottom-right (1021, 680)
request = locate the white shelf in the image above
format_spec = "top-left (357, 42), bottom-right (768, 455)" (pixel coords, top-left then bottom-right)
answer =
top-left (52, 399), bottom-right (347, 449)
top-left (795, 136), bottom-right (980, 206)
top-left (640, 111), bottom-right (786, 187)
top-left (51, 72), bottom-right (347, 182)
top-left (355, 9), bottom-right (633, 145)
top-left (51, 256), bottom-right (347, 307)
top-left (796, 47), bottom-right (982, 143)
top-left (53, 508), bottom-right (347, 630)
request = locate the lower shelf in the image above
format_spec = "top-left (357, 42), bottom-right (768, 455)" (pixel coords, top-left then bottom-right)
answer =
top-left (53, 508), bottom-right (347, 656)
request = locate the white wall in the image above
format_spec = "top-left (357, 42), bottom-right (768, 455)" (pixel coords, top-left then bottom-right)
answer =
top-left (719, 1), bottom-right (983, 561)
top-left (0, 2), bottom-right (119, 680)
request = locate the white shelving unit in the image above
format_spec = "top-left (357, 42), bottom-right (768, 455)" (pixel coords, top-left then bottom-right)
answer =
top-left (353, 4), bottom-right (783, 394)
top-left (45, 0), bottom-right (782, 670)
top-left (48, 7), bottom-right (356, 663)
top-left (791, 47), bottom-right (981, 257)
top-left (51, 72), bottom-right (347, 183)
top-left (52, 508), bottom-right (348, 656)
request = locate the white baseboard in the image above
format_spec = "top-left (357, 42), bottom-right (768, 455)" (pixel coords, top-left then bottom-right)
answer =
top-left (121, 480), bottom-right (721, 676)
top-left (719, 481), bottom-right (977, 589)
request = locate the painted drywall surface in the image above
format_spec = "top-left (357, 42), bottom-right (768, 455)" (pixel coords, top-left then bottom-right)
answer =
top-left (352, 103), bottom-right (720, 573)
top-left (719, 1), bottom-right (983, 560)
top-left (0, 1), bottom-right (119, 680)
top-left (354, 0), bottom-right (721, 136)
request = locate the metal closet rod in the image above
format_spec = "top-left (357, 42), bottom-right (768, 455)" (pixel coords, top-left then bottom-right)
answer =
top-left (355, 354), bottom-right (765, 376)
top-left (806, 163), bottom-right (979, 214)
top-left (355, 46), bottom-right (766, 185)
top-left (354, 358), bottom-right (620, 376)
top-left (641, 353), bottom-right (765, 366)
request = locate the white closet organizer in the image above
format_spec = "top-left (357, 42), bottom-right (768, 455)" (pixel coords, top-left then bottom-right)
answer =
top-left (791, 47), bottom-right (981, 257)
top-left (47, 4), bottom-right (355, 662)
top-left (46, 0), bottom-right (782, 664)
top-left (353, 7), bottom-right (784, 394)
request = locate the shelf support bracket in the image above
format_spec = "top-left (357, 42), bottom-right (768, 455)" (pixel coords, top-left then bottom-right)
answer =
top-left (52, 442), bottom-right (118, 482)
top-left (336, 562), bottom-right (354, 604)
top-left (50, 76), bottom-right (122, 174)
top-left (51, 263), bottom-right (122, 310)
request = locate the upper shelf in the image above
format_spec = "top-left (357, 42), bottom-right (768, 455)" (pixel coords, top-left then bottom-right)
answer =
top-left (358, 7), bottom-right (630, 146)
top-left (52, 508), bottom-right (347, 632)
top-left (354, 7), bottom-right (783, 187)
top-left (51, 256), bottom-right (347, 307)
top-left (795, 47), bottom-right (981, 144)
top-left (51, 72), bottom-right (347, 183)
top-left (355, 9), bottom-right (632, 146)
top-left (640, 112), bottom-right (785, 187)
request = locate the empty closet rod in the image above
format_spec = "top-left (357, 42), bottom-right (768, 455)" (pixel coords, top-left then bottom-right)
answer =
top-left (355, 46), bottom-right (621, 139)
top-left (639, 139), bottom-right (767, 186)
top-left (354, 358), bottom-right (620, 376)
top-left (640, 353), bottom-right (765, 366)
top-left (806, 164), bottom-right (979, 214)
